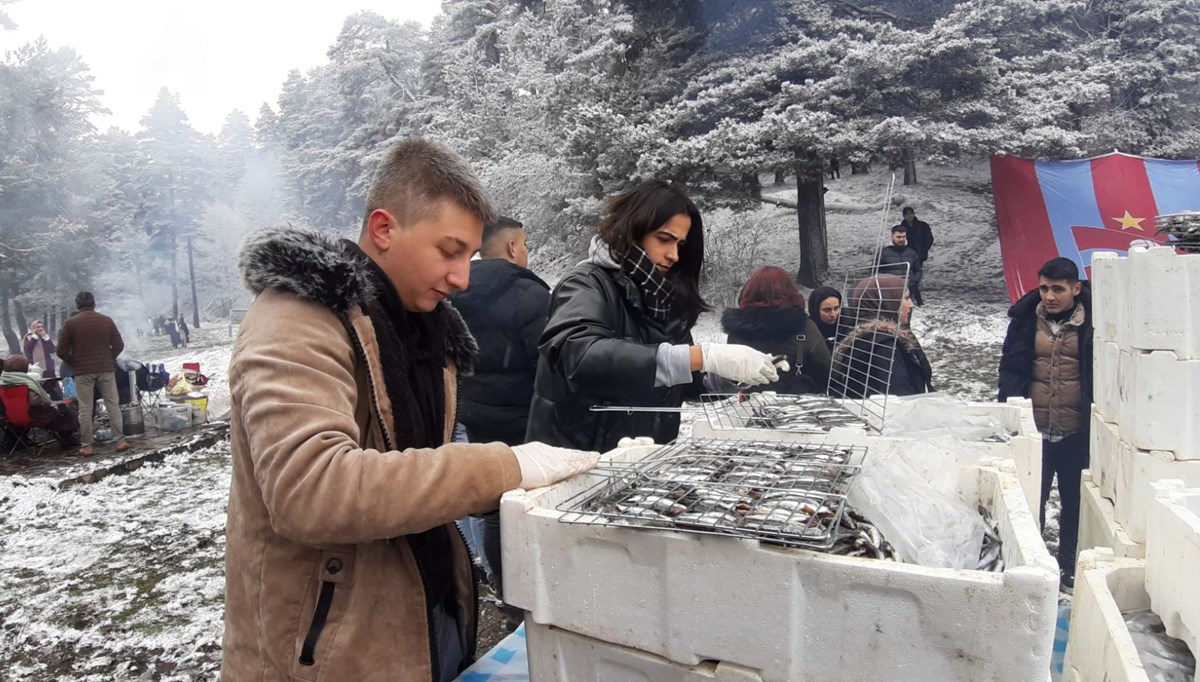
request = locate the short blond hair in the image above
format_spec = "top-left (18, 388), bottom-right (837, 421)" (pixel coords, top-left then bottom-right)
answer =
top-left (362, 139), bottom-right (496, 230)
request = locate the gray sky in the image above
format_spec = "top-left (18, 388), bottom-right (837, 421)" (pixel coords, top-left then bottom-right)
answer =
top-left (3, 0), bottom-right (442, 135)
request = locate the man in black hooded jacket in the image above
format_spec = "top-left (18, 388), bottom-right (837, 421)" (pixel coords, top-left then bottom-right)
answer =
top-left (450, 217), bottom-right (550, 446)
top-left (449, 217), bottom-right (549, 627)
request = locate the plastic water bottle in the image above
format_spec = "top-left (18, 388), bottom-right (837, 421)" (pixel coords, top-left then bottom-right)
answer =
top-left (95, 427), bottom-right (113, 443)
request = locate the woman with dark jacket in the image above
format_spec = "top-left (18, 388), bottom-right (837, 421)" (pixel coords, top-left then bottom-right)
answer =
top-left (807, 286), bottom-right (842, 351)
top-left (526, 180), bottom-right (784, 451)
top-left (719, 267), bottom-right (831, 394)
top-left (829, 274), bottom-right (933, 399)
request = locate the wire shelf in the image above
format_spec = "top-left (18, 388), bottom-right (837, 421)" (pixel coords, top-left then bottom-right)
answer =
top-left (699, 393), bottom-right (866, 433)
top-left (557, 438), bottom-right (868, 550)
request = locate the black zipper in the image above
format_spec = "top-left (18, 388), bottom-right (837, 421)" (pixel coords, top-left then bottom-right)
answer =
top-left (451, 520), bottom-right (479, 663)
top-left (411, 545), bottom-right (442, 682)
top-left (298, 580), bottom-right (336, 666)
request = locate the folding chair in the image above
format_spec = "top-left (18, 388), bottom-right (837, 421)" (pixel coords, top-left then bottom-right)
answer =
top-left (0, 385), bottom-right (57, 457)
top-left (137, 364), bottom-right (171, 408)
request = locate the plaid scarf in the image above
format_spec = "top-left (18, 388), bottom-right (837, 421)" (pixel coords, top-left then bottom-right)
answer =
top-left (621, 246), bottom-right (677, 320)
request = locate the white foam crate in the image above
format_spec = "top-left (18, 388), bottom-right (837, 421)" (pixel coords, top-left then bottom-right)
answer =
top-left (1078, 472), bottom-right (1144, 562)
top-left (1145, 480), bottom-right (1200, 659)
top-left (691, 399), bottom-right (1043, 516)
top-left (1091, 407), bottom-right (1121, 500)
top-left (1090, 251), bottom-right (1122, 347)
top-left (1112, 446), bottom-right (1200, 544)
top-left (1094, 341), bottom-right (1122, 425)
top-left (1091, 248), bottom-right (1200, 359)
top-left (1061, 550), bottom-right (1159, 682)
top-left (525, 621), bottom-right (1054, 682)
top-left (502, 450), bottom-right (1058, 682)
top-left (1111, 349), bottom-right (1200, 460)
top-left (527, 621), bottom-right (766, 682)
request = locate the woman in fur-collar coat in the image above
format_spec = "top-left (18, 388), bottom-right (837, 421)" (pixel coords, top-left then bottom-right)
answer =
top-left (829, 274), bottom-right (933, 398)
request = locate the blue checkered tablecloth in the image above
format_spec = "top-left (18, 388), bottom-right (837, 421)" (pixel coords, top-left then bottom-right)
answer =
top-left (1051, 603), bottom-right (1071, 681)
top-left (455, 624), bottom-right (529, 682)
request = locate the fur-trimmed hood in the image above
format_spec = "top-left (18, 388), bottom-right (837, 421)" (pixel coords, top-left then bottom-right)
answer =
top-left (832, 319), bottom-right (920, 358)
top-left (720, 306), bottom-right (810, 340)
top-left (238, 226), bottom-right (478, 372)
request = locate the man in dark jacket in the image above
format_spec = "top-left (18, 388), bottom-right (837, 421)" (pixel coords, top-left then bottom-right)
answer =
top-left (450, 217), bottom-right (550, 445)
top-left (998, 257), bottom-right (1092, 593)
top-left (449, 217), bottom-right (550, 627)
top-left (56, 291), bottom-right (126, 456)
top-left (895, 207), bottom-right (934, 305)
top-left (876, 226), bottom-right (920, 297)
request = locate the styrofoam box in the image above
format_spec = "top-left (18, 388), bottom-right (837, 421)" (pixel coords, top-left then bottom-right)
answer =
top-left (1061, 550), bottom-right (1159, 682)
top-left (1145, 480), bottom-right (1200, 659)
top-left (1111, 348), bottom-right (1200, 460)
top-left (525, 621), bottom-right (1055, 682)
top-left (1078, 471), bottom-right (1144, 562)
top-left (527, 621), bottom-right (766, 682)
top-left (690, 400), bottom-right (1044, 516)
top-left (1112, 445), bottom-right (1200, 544)
top-left (503, 450), bottom-right (1058, 682)
top-left (1091, 248), bottom-right (1200, 359)
top-left (1091, 407), bottom-right (1122, 501)
top-left (1094, 341), bottom-right (1122, 425)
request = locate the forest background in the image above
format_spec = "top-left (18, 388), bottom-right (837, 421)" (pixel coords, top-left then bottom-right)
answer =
top-left (3, 0), bottom-right (1199, 354)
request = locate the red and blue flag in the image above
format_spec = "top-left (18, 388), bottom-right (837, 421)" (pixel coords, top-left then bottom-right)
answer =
top-left (991, 152), bottom-right (1200, 302)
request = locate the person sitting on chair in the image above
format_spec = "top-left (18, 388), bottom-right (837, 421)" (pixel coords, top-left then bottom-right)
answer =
top-left (1, 355), bottom-right (80, 446)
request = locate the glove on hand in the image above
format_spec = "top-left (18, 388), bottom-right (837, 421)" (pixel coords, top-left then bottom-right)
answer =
top-left (511, 442), bottom-right (600, 489)
top-left (700, 343), bottom-right (781, 386)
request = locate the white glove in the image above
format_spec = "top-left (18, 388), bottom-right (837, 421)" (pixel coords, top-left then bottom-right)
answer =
top-left (511, 442), bottom-right (600, 489)
top-left (700, 343), bottom-right (780, 386)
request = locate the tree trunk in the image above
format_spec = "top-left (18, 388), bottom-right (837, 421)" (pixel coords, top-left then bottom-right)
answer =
top-left (851, 162), bottom-right (870, 175)
top-left (773, 169), bottom-right (786, 185)
top-left (794, 148), bottom-right (830, 288)
top-left (187, 235), bottom-right (200, 328)
top-left (0, 287), bottom-right (19, 354)
top-left (13, 299), bottom-right (27, 341)
top-left (902, 148), bottom-right (918, 186)
top-left (171, 231), bottom-right (179, 319)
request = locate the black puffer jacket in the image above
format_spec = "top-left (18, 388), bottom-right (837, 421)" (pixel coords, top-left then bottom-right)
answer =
top-left (997, 285), bottom-right (1093, 414)
top-left (719, 307), bottom-right (831, 394)
top-left (450, 258), bottom-right (550, 445)
top-left (526, 263), bottom-right (700, 451)
top-left (829, 320), bottom-right (933, 398)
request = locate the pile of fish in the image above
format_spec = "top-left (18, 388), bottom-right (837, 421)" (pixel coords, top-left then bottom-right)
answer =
top-left (1155, 211), bottom-right (1200, 253)
top-left (974, 505), bottom-right (1005, 572)
top-left (734, 394), bottom-right (865, 432)
top-left (828, 508), bottom-right (899, 560)
top-left (570, 440), bottom-right (861, 549)
top-left (1123, 609), bottom-right (1198, 682)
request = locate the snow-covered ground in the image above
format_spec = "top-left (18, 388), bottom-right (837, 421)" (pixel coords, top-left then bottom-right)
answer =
top-left (1, 163), bottom-right (1044, 679)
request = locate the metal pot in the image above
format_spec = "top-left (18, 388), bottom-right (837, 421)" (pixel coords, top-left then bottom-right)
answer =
top-left (121, 405), bottom-right (146, 436)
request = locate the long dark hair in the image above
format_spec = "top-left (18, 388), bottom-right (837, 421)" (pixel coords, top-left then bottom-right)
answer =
top-left (596, 179), bottom-right (710, 325)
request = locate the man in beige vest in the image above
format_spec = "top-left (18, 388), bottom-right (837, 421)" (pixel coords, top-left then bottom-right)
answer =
top-left (998, 257), bottom-right (1093, 594)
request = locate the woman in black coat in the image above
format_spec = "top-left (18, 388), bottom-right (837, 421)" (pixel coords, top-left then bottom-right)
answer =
top-left (807, 286), bottom-right (842, 352)
top-left (718, 267), bottom-right (831, 394)
top-left (829, 275), bottom-right (933, 399)
top-left (526, 181), bottom-right (783, 451)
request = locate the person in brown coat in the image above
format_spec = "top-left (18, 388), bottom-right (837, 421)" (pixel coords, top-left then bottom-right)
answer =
top-left (56, 291), bottom-right (126, 456)
top-left (222, 139), bottom-right (599, 682)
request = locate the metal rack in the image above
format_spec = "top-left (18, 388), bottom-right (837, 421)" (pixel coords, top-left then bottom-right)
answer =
top-left (557, 438), bottom-right (867, 550)
top-left (699, 392), bottom-right (866, 433)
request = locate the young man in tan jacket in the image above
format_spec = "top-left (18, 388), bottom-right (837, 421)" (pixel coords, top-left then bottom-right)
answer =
top-left (222, 139), bottom-right (598, 681)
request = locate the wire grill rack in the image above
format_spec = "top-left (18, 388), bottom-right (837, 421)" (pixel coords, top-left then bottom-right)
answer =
top-left (557, 438), bottom-right (868, 550)
top-left (699, 393), bottom-right (867, 433)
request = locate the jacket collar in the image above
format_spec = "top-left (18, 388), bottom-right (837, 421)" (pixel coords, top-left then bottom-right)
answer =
top-left (1009, 282), bottom-right (1092, 322)
top-left (720, 306), bottom-right (810, 338)
top-left (239, 226), bottom-right (478, 372)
